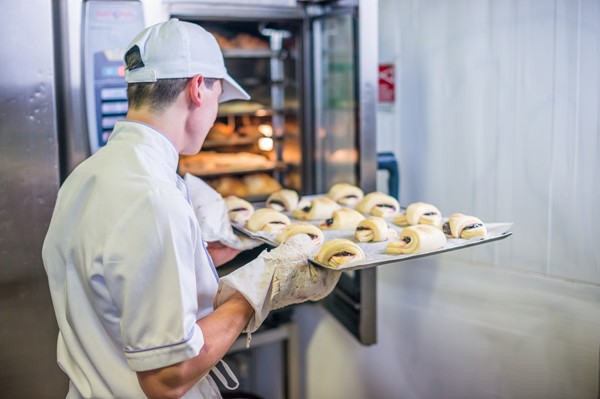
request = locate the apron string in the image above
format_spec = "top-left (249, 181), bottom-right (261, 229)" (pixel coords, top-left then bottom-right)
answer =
top-left (210, 359), bottom-right (240, 390)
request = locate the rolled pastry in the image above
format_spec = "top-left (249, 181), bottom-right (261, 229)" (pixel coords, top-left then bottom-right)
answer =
top-left (315, 238), bottom-right (365, 268)
top-left (224, 195), bottom-right (255, 224)
top-left (385, 224), bottom-right (447, 255)
top-left (320, 208), bottom-right (365, 230)
top-left (393, 202), bottom-right (442, 227)
top-left (355, 216), bottom-right (395, 242)
top-left (291, 197), bottom-right (341, 220)
top-left (442, 213), bottom-right (487, 238)
top-left (276, 222), bottom-right (324, 247)
top-left (355, 192), bottom-right (400, 217)
top-left (327, 183), bottom-right (365, 206)
top-left (266, 189), bottom-right (299, 212)
top-left (245, 208), bottom-right (291, 233)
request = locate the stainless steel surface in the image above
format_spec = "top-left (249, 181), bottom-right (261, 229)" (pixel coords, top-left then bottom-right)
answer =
top-left (55, 0), bottom-right (91, 179)
top-left (0, 1), bottom-right (68, 397)
top-left (170, 2), bottom-right (303, 20)
top-left (357, 0), bottom-right (377, 194)
top-left (354, 0), bottom-right (377, 345)
top-left (228, 323), bottom-right (300, 399)
top-left (308, 0), bottom-right (378, 345)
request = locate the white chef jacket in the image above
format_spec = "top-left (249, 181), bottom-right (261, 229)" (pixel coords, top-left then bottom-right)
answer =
top-left (42, 121), bottom-right (221, 398)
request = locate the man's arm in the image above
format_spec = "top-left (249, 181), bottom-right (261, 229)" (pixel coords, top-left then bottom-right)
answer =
top-left (136, 292), bottom-right (253, 399)
top-left (206, 241), bottom-right (242, 267)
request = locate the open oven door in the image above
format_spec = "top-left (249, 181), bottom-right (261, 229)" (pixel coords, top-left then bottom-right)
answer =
top-left (303, 0), bottom-right (378, 345)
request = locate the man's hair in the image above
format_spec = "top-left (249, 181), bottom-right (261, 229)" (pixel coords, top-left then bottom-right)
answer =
top-left (125, 45), bottom-right (219, 112)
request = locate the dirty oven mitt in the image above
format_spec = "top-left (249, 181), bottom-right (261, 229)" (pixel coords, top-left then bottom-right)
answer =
top-left (213, 234), bottom-right (341, 334)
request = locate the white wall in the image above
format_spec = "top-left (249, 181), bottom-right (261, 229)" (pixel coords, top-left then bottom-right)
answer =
top-left (297, 1), bottom-right (600, 398)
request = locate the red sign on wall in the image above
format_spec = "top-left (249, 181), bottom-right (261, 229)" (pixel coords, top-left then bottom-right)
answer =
top-left (378, 64), bottom-right (395, 103)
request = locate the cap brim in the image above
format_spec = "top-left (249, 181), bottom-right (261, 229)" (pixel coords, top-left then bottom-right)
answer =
top-left (220, 74), bottom-right (251, 103)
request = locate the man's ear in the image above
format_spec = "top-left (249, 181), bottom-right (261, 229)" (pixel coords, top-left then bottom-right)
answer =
top-left (189, 74), bottom-right (204, 106)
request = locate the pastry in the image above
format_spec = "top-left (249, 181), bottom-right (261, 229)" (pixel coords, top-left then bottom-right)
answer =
top-left (179, 152), bottom-right (271, 174)
top-left (385, 224), bottom-right (447, 255)
top-left (206, 122), bottom-right (234, 142)
top-left (355, 192), bottom-right (400, 217)
top-left (355, 216), bottom-right (395, 242)
top-left (276, 222), bottom-right (324, 247)
top-left (320, 208), bottom-right (365, 230)
top-left (393, 202), bottom-right (442, 227)
top-left (224, 195), bottom-right (254, 224)
top-left (266, 189), bottom-right (299, 212)
top-left (315, 238), bottom-right (365, 268)
top-left (291, 197), bottom-right (341, 220)
top-left (245, 208), bottom-right (291, 233)
top-left (242, 173), bottom-right (282, 196)
top-left (208, 176), bottom-right (249, 197)
top-left (326, 183), bottom-right (364, 206)
top-left (442, 213), bottom-right (487, 239)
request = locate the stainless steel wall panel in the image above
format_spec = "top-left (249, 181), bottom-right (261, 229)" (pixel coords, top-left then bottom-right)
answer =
top-left (0, 0), bottom-right (68, 397)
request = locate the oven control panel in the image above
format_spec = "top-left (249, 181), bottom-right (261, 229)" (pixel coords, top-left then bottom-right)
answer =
top-left (83, 0), bottom-right (144, 153)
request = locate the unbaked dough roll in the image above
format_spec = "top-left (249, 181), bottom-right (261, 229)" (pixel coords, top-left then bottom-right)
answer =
top-left (393, 202), bottom-right (442, 227)
top-left (326, 183), bottom-right (365, 206)
top-left (266, 189), bottom-right (299, 212)
top-left (320, 208), bottom-right (365, 230)
top-left (355, 216), bottom-right (395, 242)
top-left (276, 222), bottom-right (324, 247)
top-left (291, 197), bottom-right (341, 220)
top-left (315, 238), bottom-right (365, 268)
top-left (385, 224), bottom-right (447, 255)
top-left (245, 208), bottom-right (291, 233)
top-left (224, 196), bottom-right (254, 224)
top-left (355, 192), bottom-right (400, 217)
top-left (442, 213), bottom-right (487, 239)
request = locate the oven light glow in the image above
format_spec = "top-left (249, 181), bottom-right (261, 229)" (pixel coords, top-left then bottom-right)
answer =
top-left (258, 124), bottom-right (273, 137)
top-left (258, 137), bottom-right (274, 151)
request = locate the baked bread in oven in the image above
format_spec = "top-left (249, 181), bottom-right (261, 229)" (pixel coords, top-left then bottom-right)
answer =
top-left (385, 224), bottom-right (446, 255)
top-left (242, 173), bottom-right (282, 196)
top-left (315, 238), bottom-right (365, 268)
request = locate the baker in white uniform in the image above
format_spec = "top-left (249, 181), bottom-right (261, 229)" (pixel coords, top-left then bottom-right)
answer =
top-left (42, 19), bottom-right (337, 399)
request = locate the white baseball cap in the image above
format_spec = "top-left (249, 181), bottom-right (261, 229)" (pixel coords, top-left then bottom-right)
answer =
top-left (124, 19), bottom-right (250, 103)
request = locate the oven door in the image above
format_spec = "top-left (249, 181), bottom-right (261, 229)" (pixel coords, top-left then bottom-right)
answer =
top-left (307, 2), bottom-right (378, 345)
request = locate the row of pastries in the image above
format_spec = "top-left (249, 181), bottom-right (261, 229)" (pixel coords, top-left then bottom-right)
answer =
top-left (224, 183), bottom-right (488, 268)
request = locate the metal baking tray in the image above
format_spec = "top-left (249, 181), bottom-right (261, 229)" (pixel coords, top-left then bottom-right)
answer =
top-left (308, 226), bottom-right (512, 271)
top-left (232, 208), bottom-right (513, 272)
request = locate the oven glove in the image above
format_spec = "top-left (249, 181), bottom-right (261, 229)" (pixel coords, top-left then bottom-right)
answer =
top-left (213, 234), bottom-right (341, 346)
top-left (184, 173), bottom-right (262, 251)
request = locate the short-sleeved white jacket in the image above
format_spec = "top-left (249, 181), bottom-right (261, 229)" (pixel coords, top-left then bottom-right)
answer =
top-left (42, 121), bottom-right (220, 398)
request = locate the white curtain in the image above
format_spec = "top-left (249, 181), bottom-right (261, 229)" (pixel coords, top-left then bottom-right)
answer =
top-left (382, 0), bottom-right (600, 283)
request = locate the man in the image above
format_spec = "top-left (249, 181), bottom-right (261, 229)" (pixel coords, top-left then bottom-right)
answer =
top-left (43, 19), bottom-right (329, 399)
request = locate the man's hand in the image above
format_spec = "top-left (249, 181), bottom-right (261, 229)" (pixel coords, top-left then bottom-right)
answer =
top-left (206, 241), bottom-right (242, 267)
top-left (214, 234), bottom-right (341, 333)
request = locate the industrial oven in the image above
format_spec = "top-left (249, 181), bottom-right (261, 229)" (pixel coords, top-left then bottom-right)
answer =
top-left (0, 0), bottom-right (377, 397)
